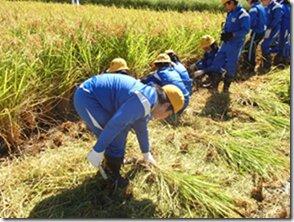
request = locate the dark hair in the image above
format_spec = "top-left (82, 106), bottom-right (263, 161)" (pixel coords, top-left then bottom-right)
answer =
top-left (251, 0), bottom-right (259, 3)
top-left (114, 69), bottom-right (129, 75)
top-left (155, 85), bottom-right (174, 112)
top-left (229, 0), bottom-right (238, 5)
top-left (155, 62), bottom-right (171, 69)
top-left (210, 42), bottom-right (219, 51)
top-left (167, 53), bottom-right (181, 63)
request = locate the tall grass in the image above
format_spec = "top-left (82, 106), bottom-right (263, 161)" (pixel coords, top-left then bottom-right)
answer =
top-left (0, 1), bottom-right (222, 153)
top-left (8, 0), bottom-right (248, 12)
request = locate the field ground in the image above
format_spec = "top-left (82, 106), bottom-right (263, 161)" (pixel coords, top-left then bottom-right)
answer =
top-left (0, 67), bottom-right (290, 218)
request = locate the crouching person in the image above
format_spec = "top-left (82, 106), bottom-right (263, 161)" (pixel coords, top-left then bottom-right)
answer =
top-left (189, 35), bottom-right (219, 88)
top-left (165, 50), bottom-right (193, 96)
top-left (141, 53), bottom-right (190, 114)
top-left (74, 71), bottom-right (184, 191)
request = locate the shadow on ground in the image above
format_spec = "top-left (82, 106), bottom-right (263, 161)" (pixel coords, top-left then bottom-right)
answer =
top-left (29, 169), bottom-right (155, 218)
top-left (200, 92), bottom-right (231, 121)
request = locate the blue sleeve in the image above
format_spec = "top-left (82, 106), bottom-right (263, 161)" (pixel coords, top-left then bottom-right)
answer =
top-left (233, 15), bottom-right (250, 39)
top-left (249, 8), bottom-right (258, 30)
top-left (204, 54), bottom-right (215, 68)
top-left (186, 80), bottom-right (192, 95)
top-left (132, 117), bottom-right (150, 153)
top-left (157, 71), bottom-right (171, 85)
top-left (195, 60), bottom-right (204, 70)
top-left (269, 7), bottom-right (283, 29)
top-left (94, 94), bottom-right (146, 152)
top-left (141, 74), bottom-right (160, 85)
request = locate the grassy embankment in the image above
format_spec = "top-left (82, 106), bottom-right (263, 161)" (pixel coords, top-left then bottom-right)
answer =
top-left (0, 1), bottom-right (290, 219)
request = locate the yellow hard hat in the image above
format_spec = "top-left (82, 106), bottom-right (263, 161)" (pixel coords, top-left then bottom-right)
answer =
top-left (153, 53), bottom-right (171, 64)
top-left (162, 85), bottom-right (184, 113)
top-left (200, 35), bottom-right (215, 49)
top-left (221, 0), bottom-right (230, 4)
top-left (107, 58), bottom-right (129, 73)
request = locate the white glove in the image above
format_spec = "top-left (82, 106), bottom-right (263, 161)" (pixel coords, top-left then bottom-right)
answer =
top-left (87, 150), bottom-right (104, 167)
top-left (264, 29), bottom-right (271, 39)
top-left (193, 70), bottom-right (205, 78)
top-left (143, 152), bottom-right (156, 165)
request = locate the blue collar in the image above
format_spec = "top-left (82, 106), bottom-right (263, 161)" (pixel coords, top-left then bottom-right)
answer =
top-left (229, 4), bottom-right (242, 14)
top-left (157, 65), bottom-right (171, 72)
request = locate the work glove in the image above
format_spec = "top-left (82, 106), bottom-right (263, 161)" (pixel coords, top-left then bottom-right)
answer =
top-left (143, 152), bottom-right (156, 165)
top-left (221, 32), bottom-right (234, 42)
top-left (193, 70), bottom-right (205, 78)
top-left (264, 29), bottom-right (271, 39)
top-left (87, 149), bottom-right (105, 167)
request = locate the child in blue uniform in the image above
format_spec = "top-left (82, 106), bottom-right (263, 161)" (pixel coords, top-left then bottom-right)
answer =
top-left (274, 0), bottom-right (291, 65)
top-left (259, 0), bottom-right (283, 72)
top-left (190, 35), bottom-right (219, 73)
top-left (190, 35), bottom-right (219, 88)
top-left (165, 49), bottom-right (192, 95)
top-left (243, 0), bottom-right (267, 74)
top-left (74, 59), bottom-right (184, 190)
top-left (194, 0), bottom-right (250, 93)
top-left (141, 53), bottom-right (190, 113)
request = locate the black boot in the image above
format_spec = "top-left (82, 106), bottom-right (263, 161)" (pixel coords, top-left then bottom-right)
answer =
top-left (209, 72), bottom-right (222, 93)
top-left (223, 75), bottom-right (233, 93)
top-left (103, 154), bottom-right (129, 193)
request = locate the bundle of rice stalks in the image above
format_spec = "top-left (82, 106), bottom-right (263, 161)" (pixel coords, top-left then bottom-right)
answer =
top-left (207, 136), bottom-right (288, 177)
top-left (148, 166), bottom-right (242, 218)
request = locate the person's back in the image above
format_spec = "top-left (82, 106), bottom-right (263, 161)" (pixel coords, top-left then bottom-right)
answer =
top-left (274, 0), bottom-right (291, 64)
top-left (281, 2), bottom-right (290, 28)
top-left (145, 65), bottom-right (190, 105)
top-left (172, 61), bottom-right (192, 95)
top-left (265, 0), bottom-right (283, 32)
top-left (250, 2), bottom-right (267, 34)
top-left (80, 74), bottom-right (156, 114)
top-left (260, 0), bottom-right (283, 72)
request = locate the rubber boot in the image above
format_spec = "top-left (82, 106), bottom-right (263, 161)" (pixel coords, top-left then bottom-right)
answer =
top-left (209, 73), bottom-right (222, 93)
top-left (103, 154), bottom-right (129, 193)
top-left (223, 75), bottom-right (233, 93)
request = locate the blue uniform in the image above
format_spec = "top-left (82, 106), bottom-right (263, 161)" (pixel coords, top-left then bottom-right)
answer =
top-left (249, 2), bottom-right (267, 34)
top-left (141, 65), bottom-right (190, 110)
top-left (172, 61), bottom-right (192, 95)
top-left (243, 2), bottom-right (267, 70)
top-left (195, 47), bottom-right (219, 71)
top-left (73, 74), bottom-right (157, 158)
top-left (261, 0), bottom-right (283, 55)
top-left (278, 1), bottom-right (290, 59)
top-left (204, 5), bottom-right (250, 77)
